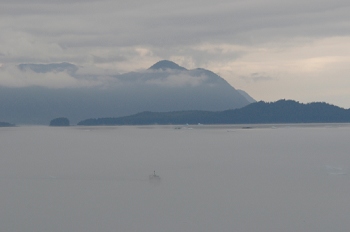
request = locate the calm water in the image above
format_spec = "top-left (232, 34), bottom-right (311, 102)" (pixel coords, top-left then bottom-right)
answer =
top-left (0, 124), bottom-right (349, 232)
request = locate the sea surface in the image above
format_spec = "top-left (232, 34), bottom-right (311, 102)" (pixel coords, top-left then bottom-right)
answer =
top-left (0, 124), bottom-right (349, 232)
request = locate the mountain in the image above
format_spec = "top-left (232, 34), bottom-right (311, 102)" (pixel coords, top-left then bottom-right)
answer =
top-left (77, 100), bottom-right (350, 125)
top-left (0, 61), bottom-right (251, 125)
top-left (237, 89), bottom-right (256, 103)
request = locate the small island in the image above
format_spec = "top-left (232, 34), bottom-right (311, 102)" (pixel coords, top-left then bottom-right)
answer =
top-left (0, 122), bottom-right (15, 127)
top-left (49, 117), bottom-right (70, 127)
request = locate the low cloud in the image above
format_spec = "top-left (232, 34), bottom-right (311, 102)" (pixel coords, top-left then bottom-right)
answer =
top-left (0, 63), bottom-right (212, 89)
top-left (0, 64), bottom-right (113, 88)
top-left (145, 73), bottom-right (208, 87)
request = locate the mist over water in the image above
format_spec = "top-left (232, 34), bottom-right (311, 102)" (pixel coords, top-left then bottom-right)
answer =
top-left (0, 125), bottom-right (350, 232)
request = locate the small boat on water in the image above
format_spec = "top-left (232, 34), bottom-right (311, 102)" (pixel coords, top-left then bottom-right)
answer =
top-left (149, 170), bottom-right (161, 181)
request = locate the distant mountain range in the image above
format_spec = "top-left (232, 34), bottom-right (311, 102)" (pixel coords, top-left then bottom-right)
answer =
top-left (77, 100), bottom-right (350, 125)
top-left (0, 60), bottom-right (254, 125)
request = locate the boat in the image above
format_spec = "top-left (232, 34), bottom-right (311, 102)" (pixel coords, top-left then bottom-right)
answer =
top-left (149, 170), bottom-right (161, 181)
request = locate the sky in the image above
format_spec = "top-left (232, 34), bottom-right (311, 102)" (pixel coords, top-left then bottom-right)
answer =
top-left (1, 0), bottom-right (350, 108)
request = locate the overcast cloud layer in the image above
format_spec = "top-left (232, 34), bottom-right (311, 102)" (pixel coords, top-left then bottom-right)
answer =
top-left (1, 0), bottom-right (350, 107)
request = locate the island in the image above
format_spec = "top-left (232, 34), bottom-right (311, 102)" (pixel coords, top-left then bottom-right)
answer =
top-left (49, 117), bottom-right (70, 126)
top-left (0, 122), bottom-right (15, 127)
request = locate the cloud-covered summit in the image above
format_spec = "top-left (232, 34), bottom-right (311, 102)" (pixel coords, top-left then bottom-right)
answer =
top-left (6, 60), bottom-right (239, 89)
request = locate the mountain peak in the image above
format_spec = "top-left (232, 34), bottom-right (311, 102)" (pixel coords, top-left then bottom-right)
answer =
top-left (148, 60), bottom-right (187, 71)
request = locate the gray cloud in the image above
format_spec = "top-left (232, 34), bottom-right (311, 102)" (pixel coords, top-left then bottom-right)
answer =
top-left (0, 61), bottom-right (229, 89)
top-left (2, 0), bottom-right (349, 50)
top-left (244, 73), bottom-right (275, 82)
top-left (1, 0), bottom-right (350, 107)
top-left (91, 54), bottom-right (127, 64)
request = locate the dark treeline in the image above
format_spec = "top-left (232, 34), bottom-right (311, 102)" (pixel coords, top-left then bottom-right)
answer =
top-left (49, 117), bottom-right (70, 126)
top-left (77, 100), bottom-right (350, 126)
